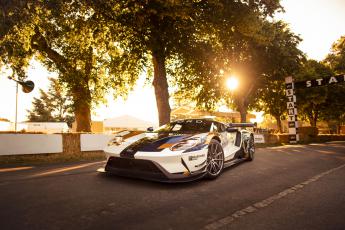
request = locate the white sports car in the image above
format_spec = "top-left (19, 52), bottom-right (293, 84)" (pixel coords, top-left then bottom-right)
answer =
top-left (100, 119), bottom-right (255, 182)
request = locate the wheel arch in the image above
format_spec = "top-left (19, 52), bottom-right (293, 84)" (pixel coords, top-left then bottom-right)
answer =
top-left (211, 136), bottom-right (221, 143)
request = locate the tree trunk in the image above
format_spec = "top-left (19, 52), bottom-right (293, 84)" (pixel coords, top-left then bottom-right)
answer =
top-left (236, 96), bottom-right (247, 123)
top-left (74, 101), bottom-right (91, 132)
top-left (313, 111), bottom-right (318, 127)
top-left (152, 52), bottom-right (171, 126)
top-left (240, 109), bottom-right (247, 123)
top-left (31, 29), bottom-right (92, 132)
top-left (308, 110), bottom-right (318, 127)
top-left (274, 115), bottom-right (283, 133)
top-left (72, 87), bottom-right (92, 132)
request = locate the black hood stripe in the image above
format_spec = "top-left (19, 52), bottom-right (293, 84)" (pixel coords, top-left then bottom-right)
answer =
top-left (120, 134), bottom-right (191, 158)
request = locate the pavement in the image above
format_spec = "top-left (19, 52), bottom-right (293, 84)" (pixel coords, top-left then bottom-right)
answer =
top-left (1, 142), bottom-right (345, 230)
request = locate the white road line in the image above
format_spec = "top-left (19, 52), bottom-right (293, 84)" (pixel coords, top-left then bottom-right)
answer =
top-left (29, 161), bottom-right (105, 178)
top-left (315, 150), bottom-right (334, 154)
top-left (203, 163), bottom-right (345, 230)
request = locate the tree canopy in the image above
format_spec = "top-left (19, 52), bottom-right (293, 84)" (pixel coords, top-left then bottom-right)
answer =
top-left (295, 60), bottom-right (333, 127)
top-left (173, 17), bottom-right (303, 125)
top-left (3, 0), bottom-right (321, 131)
top-left (321, 36), bottom-right (345, 130)
top-left (325, 35), bottom-right (345, 73)
top-left (1, 0), bottom-right (143, 131)
top-left (87, 0), bottom-right (283, 125)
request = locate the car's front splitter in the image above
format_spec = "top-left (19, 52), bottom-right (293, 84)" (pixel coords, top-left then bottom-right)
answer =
top-left (101, 157), bottom-right (206, 183)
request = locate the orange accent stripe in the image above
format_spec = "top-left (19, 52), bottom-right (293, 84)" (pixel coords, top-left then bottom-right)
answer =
top-left (158, 143), bottom-right (174, 149)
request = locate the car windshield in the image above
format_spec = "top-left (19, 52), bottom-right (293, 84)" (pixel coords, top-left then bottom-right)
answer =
top-left (153, 119), bottom-right (213, 133)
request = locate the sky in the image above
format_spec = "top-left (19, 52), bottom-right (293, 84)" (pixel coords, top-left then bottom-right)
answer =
top-left (276, 0), bottom-right (345, 61)
top-left (1, 0), bottom-right (345, 125)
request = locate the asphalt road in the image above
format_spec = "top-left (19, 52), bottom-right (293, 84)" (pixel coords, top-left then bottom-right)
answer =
top-left (1, 142), bottom-right (345, 230)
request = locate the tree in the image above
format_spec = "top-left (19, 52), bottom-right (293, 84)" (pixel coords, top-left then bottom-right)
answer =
top-left (254, 80), bottom-right (286, 133)
top-left (325, 35), bottom-right (345, 73)
top-left (173, 18), bottom-right (303, 126)
top-left (27, 78), bottom-right (74, 126)
top-left (27, 91), bottom-right (54, 123)
top-left (295, 60), bottom-right (334, 127)
top-left (252, 22), bottom-right (304, 132)
top-left (294, 36), bottom-right (345, 129)
top-left (2, 0), bottom-right (284, 128)
top-left (1, 0), bottom-right (142, 132)
top-left (322, 35), bottom-right (345, 132)
top-left (89, 0), bottom-right (282, 126)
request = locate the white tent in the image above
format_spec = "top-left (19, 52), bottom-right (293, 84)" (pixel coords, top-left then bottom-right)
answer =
top-left (23, 122), bottom-right (69, 133)
top-left (0, 120), bottom-right (12, 131)
top-left (104, 115), bottom-right (157, 131)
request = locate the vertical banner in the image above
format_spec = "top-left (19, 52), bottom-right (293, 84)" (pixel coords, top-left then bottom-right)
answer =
top-left (285, 76), bottom-right (299, 143)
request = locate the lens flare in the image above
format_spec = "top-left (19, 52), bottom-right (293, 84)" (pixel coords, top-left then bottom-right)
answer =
top-left (226, 76), bottom-right (239, 91)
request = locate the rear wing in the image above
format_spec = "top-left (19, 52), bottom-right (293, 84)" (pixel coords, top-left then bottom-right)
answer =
top-left (228, 123), bottom-right (256, 128)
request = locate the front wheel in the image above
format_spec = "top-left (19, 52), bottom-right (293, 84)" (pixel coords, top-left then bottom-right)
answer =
top-left (205, 139), bottom-right (224, 179)
top-left (245, 135), bottom-right (255, 161)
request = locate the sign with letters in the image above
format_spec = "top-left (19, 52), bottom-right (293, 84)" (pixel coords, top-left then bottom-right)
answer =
top-left (294, 74), bottom-right (345, 89)
top-left (285, 74), bottom-right (344, 144)
top-left (285, 76), bottom-right (299, 143)
top-left (254, 134), bottom-right (265, 144)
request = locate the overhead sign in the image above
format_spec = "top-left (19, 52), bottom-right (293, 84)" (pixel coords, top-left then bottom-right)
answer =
top-left (294, 74), bottom-right (345, 89)
top-left (285, 74), bottom-right (345, 144)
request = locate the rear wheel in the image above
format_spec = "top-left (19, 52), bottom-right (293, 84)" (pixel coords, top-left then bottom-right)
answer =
top-left (205, 139), bottom-right (224, 179)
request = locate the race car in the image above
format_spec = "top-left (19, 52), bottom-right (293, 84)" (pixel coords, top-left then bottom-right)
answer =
top-left (100, 119), bottom-right (255, 182)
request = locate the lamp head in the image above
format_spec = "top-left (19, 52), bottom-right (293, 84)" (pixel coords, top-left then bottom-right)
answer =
top-left (19, 80), bottom-right (35, 93)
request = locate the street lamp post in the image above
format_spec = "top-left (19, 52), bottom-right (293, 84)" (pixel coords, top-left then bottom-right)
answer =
top-left (15, 81), bottom-right (18, 132)
top-left (8, 77), bottom-right (35, 132)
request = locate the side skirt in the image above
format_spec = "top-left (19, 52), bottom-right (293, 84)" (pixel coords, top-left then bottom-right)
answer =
top-left (223, 158), bottom-right (247, 168)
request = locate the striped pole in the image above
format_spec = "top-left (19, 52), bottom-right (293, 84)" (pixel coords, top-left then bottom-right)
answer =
top-left (285, 76), bottom-right (299, 143)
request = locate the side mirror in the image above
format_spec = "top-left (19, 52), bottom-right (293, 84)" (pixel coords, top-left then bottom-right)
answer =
top-left (147, 127), bottom-right (154, 132)
top-left (226, 127), bottom-right (238, 132)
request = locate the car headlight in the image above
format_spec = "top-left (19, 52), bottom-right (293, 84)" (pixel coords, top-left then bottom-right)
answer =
top-left (107, 136), bottom-right (124, 146)
top-left (170, 137), bottom-right (206, 151)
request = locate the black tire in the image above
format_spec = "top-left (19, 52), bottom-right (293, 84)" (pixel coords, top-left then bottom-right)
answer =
top-left (205, 139), bottom-right (225, 179)
top-left (246, 135), bottom-right (255, 161)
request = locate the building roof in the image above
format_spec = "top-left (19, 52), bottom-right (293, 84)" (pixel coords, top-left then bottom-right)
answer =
top-left (104, 115), bottom-right (156, 129)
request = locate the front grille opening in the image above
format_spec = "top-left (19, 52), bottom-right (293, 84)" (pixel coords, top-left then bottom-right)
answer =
top-left (107, 157), bottom-right (162, 173)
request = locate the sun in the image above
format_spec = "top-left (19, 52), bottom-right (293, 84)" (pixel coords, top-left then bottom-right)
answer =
top-left (226, 76), bottom-right (239, 91)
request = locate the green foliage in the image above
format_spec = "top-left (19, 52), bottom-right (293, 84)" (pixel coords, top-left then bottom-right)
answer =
top-left (27, 78), bottom-right (74, 126)
top-left (1, 0), bottom-right (300, 128)
top-left (88, 0), bottom-right (284, 124)
top-left (173, 13), bottom-right (303, 124)
top-left (322, 36), bottom-right (345, 126)
top-left (295, 60), bottom-right (334, 126)
top-left (325, 36), bottom-right (345, 73)
top-left (1, 0), bottom-right (144, 131)
top-left (249, 21), bottom-right (304, 130)
top-left (319, 84), bottom-right (345, 124)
